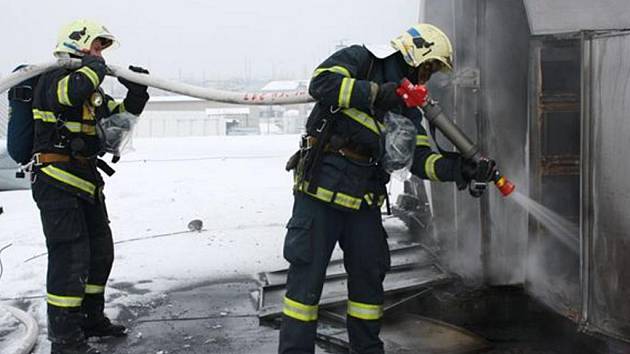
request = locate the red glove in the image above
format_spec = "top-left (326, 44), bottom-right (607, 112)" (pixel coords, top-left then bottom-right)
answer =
top-left (396, 78), bottom-right (428, 108)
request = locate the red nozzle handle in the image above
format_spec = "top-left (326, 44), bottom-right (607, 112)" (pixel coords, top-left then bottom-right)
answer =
top-left (396, 78), bottom-right (428, 108)
top-left (395, 78), bottom-right (413, 97)
top-left (494, 174), bottom-right (516, 197)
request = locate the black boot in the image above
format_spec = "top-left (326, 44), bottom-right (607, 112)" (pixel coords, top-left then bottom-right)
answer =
top-left (48, 306), bottom-right (93, 350)
top-left (51, 341), bottom-right (101, 354)
top-left (83, 316), bottom-right (128, 338)
top-left (82, 293), bottom-right (128, 338)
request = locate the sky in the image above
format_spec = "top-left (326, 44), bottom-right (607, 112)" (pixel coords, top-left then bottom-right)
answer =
top-left (0, 0), bottom-right (422, 81)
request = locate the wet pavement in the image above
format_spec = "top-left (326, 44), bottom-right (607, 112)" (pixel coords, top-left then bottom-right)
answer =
top-left (101, 278), bottom-right (277, 354)
top-left (100, 277), bottom-right (332, 354)
top-left (86, 219), bottom-right (630, 354)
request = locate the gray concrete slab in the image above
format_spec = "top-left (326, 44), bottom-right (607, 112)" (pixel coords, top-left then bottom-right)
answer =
top-left (100, 278), bottom-right (333, 354)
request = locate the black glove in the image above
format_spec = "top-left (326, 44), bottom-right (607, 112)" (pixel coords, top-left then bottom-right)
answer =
top-left (118, 65), bottom-right (149, 93)
top-left (81, 55), bottom-right (107, 78)
top-left (129, 65), bottom-right (149, 75)
top-left (373, 82), bottom-right (403, 111)
top-left (461, 157), bottom-right (496, 184)
top-left (285, 150), bottom-right (301, 172)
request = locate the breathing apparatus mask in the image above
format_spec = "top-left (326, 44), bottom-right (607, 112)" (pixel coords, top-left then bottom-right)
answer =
top-left (97, 112), bottom-right (138, 156)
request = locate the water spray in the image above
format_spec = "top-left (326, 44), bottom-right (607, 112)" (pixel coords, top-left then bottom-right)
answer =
top-left (396, 78), bottom-right (515, 197)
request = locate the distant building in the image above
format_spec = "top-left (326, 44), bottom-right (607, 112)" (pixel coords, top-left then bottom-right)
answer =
top-left (206, 107), bottom-right (252, 136)
top-left (135, 95), bottom-right (259, 137)
top-left (258, 80), bottom-right (313, 135)
top-left (136, 81), bottom-right (313, 137)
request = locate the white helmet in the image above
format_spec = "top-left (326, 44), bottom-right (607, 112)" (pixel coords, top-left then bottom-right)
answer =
top-left (390, 23), bottom-right (453, 72)
top-left (54, 19), bottom-right (116, 58)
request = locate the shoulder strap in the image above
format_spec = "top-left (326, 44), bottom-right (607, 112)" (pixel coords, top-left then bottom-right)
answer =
top-left (363, 57), bottom-right (375, 80)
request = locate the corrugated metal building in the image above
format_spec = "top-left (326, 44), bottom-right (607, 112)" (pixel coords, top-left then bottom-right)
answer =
top-left (423, 0), bottom-right (630, 343)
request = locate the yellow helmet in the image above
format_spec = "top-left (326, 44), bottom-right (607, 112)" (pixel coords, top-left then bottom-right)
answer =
top-left (391, 23), bottom-right (453, 72)
top-left (54, 19), bottom-right (116, 58)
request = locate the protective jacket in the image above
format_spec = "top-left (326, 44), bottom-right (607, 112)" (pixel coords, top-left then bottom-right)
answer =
top-left (298, 45), bottom-right (461, 211)
top-left (31, 58), bottom-right (148, 201)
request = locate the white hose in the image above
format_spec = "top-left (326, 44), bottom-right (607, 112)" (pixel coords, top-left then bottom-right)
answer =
top-left (0, 59), bottom-right (81, 94)
top-left (1, 304), bottom-right (39, 354)
top-left (0, 59), bottom-right (315, 105)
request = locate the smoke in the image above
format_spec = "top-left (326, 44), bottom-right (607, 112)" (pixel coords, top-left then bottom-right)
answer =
top-left (525, 240), bottom-right (579, 318)
top-left (509, 191), bottom-right (581, 316)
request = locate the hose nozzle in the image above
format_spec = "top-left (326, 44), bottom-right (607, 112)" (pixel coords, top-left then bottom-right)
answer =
top-left (493, 171), bottom-right (516, 197)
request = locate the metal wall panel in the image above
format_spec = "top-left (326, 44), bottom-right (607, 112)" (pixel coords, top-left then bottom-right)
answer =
top-left (424, 0), bottom-right (483, 280)
top-left (582, 31), bottom-right (630, 342)
top-left (424, 0), bottom-right (530, 284)
top-left (479, 0), bottom-right (530, 284)
top-left (526, 39), bottom-right (581, 320)
top-left (524, 0), bottom-right (630, 35)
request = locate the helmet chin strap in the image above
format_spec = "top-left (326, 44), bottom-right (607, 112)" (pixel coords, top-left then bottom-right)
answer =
top-left (53, 52), bottom-right (71, 59)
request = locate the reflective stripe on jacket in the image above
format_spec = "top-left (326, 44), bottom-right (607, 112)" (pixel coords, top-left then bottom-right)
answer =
top-left (301, 45), bottom-right (460, 208)
top-left (31, 62), bottom-right (147, 199)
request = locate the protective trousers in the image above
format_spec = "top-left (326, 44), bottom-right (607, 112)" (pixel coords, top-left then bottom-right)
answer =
top-left (278, 193), bottom-right (390, 354)
top-left (32, 176), bottom-right (114, 345)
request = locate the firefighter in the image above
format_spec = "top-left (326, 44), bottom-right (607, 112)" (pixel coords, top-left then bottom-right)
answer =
top-left (279, 23), bottom-right (494, 353)
top-left (31, 19), bottom-right (149, 354)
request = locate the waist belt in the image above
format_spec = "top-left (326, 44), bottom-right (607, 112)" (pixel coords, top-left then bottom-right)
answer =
top-left (34, 153), bottom-right (90, 166)
top-left (307, 136), bottom-right (372, 163)
top-left (34, 153), bottom-right (116, 176)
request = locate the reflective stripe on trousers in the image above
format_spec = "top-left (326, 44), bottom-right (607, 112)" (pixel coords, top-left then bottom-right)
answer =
top-left (47, 293), bottom-right (83, 308)
top-left (347, 300), bottom-right (384, 320)
top-left (282, 296), bottom-right (318, 322)
top-left (85, 284), bottom-right (105, 295)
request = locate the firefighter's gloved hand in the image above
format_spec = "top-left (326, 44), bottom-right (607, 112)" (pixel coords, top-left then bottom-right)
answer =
top-left (129, 65), bottom-right (149, 75)
top-left (396, 78), bottom-right (429, 108)
top-left (118, 65), bottom-right (149, 93)
top-left (81, 55), bottom-right (107, 78)
top-left (461, 157), bottom-right (496, 183)
top-left (374, 82), bottom-right (404, 111)
top-left (82, 55), bottom-right (106, 67)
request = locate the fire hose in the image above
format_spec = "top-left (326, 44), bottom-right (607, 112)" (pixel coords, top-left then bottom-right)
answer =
top-left (396, 78), bottom-right (515, 197)
top-left (0, 61), bottom-right (514, 197)
top-left (0, 304), bottom-right (39, 354)
top-left (0, 59), bottom-right (315, 105)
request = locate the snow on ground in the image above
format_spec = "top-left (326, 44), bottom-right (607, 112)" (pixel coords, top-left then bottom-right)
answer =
top-left (0, 134), bottom-right (314, 352)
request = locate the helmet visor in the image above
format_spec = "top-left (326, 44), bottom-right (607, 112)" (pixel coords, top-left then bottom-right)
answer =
top-left (94, 33), bottom-right (119, 52)
top-left (418, 60), bottom-right (445, 83)
top-left (96, 37), bottom-right (113, 48)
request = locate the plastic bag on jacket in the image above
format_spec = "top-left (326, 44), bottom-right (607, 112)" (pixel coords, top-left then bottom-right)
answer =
top-left (381, 112), bottom-right (416, 176)
top-left (97, 112), bottom-right (138, 156)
